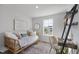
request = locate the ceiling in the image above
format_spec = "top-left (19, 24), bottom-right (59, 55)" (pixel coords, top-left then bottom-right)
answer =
top-left (1, 4), bottom-right (74, 18)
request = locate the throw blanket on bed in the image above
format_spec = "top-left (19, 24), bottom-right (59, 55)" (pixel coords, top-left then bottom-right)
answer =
top-left (18, 35), bottom-right (38, 47)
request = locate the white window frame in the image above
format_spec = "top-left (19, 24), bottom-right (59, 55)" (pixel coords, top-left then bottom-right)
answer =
top-left (43, 19), bottom-right (53, 36)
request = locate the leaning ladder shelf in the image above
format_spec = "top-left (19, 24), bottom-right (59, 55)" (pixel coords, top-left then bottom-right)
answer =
top-left (60, 4), bottom-right (78, 54)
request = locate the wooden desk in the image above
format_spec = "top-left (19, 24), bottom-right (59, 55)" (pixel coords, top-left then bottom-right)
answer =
top-left (58, 40), bottom-right (77, 49)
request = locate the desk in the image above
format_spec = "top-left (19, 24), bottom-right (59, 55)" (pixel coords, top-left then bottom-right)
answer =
top-left (58, 40), bottom-right (77, 49)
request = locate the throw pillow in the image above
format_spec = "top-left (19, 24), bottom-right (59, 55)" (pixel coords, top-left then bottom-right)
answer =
top-left (27, 31), bottom-right (32, 36)
top-left (16, 32), bottom-right (21, 39)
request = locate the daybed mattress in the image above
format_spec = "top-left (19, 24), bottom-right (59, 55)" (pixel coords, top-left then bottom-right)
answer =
top-left (19, 35), bottom-right (38, 48)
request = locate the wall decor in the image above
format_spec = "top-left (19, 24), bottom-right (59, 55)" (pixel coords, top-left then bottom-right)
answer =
top-left (13, 18), bottom-right (27, 32)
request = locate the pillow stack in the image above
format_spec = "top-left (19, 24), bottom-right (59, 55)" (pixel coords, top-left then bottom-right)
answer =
top-left (13, 32), bottom-right (22, 39)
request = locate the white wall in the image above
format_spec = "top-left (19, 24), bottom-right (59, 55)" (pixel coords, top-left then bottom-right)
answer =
top-left (32, 6), bottom-right (79, 43)
top-left (32, 12), bottom-right (65, 42)
top-left (0, 5), bottom-right (32, 49)
top-left (71, 7), bottom-right (79, 43)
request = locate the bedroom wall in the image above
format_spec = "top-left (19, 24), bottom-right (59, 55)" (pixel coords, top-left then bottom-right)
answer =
top-left (0, 5), bottom-right (32, 50)
top-left (71, 7), bottom-right (79, 43)
top-left (32, 12), bottom-right (65, 42)
top-left (32, 5), bottom-right (79, 44)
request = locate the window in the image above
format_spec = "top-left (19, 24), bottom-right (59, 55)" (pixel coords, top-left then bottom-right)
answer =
top-left (43, 19), bottom-right (53, 36)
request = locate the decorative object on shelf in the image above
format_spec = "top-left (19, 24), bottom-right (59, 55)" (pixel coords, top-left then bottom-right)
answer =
top-left (66, 22), bottom-right (78, 26)
top-left (64, 16), bottom-right (78, 26)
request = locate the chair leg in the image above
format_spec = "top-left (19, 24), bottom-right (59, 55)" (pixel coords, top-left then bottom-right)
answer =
top-left (49, 47), bottom-right (52, 53)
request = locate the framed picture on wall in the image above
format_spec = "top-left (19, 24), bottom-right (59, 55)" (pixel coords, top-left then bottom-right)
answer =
top-left (13, 18), bottom-right (27, 32)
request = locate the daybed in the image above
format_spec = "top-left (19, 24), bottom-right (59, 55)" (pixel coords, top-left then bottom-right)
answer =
top-left (4, 32), bottom-right (39, 54)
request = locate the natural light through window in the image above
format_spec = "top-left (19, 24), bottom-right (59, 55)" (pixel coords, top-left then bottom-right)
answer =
top-left (43, 19), bottom-right (53, 36)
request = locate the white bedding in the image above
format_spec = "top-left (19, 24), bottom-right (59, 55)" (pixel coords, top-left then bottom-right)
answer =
top-left (18, 35), bottom-right (38, 47)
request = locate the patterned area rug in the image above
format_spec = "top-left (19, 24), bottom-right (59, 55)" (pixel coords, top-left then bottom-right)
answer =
top-left (20, 41), bottom-right (56, 54)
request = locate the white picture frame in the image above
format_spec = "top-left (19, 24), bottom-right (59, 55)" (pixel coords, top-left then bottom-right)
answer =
top-left (14, 19), bottom-right (27, 32)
